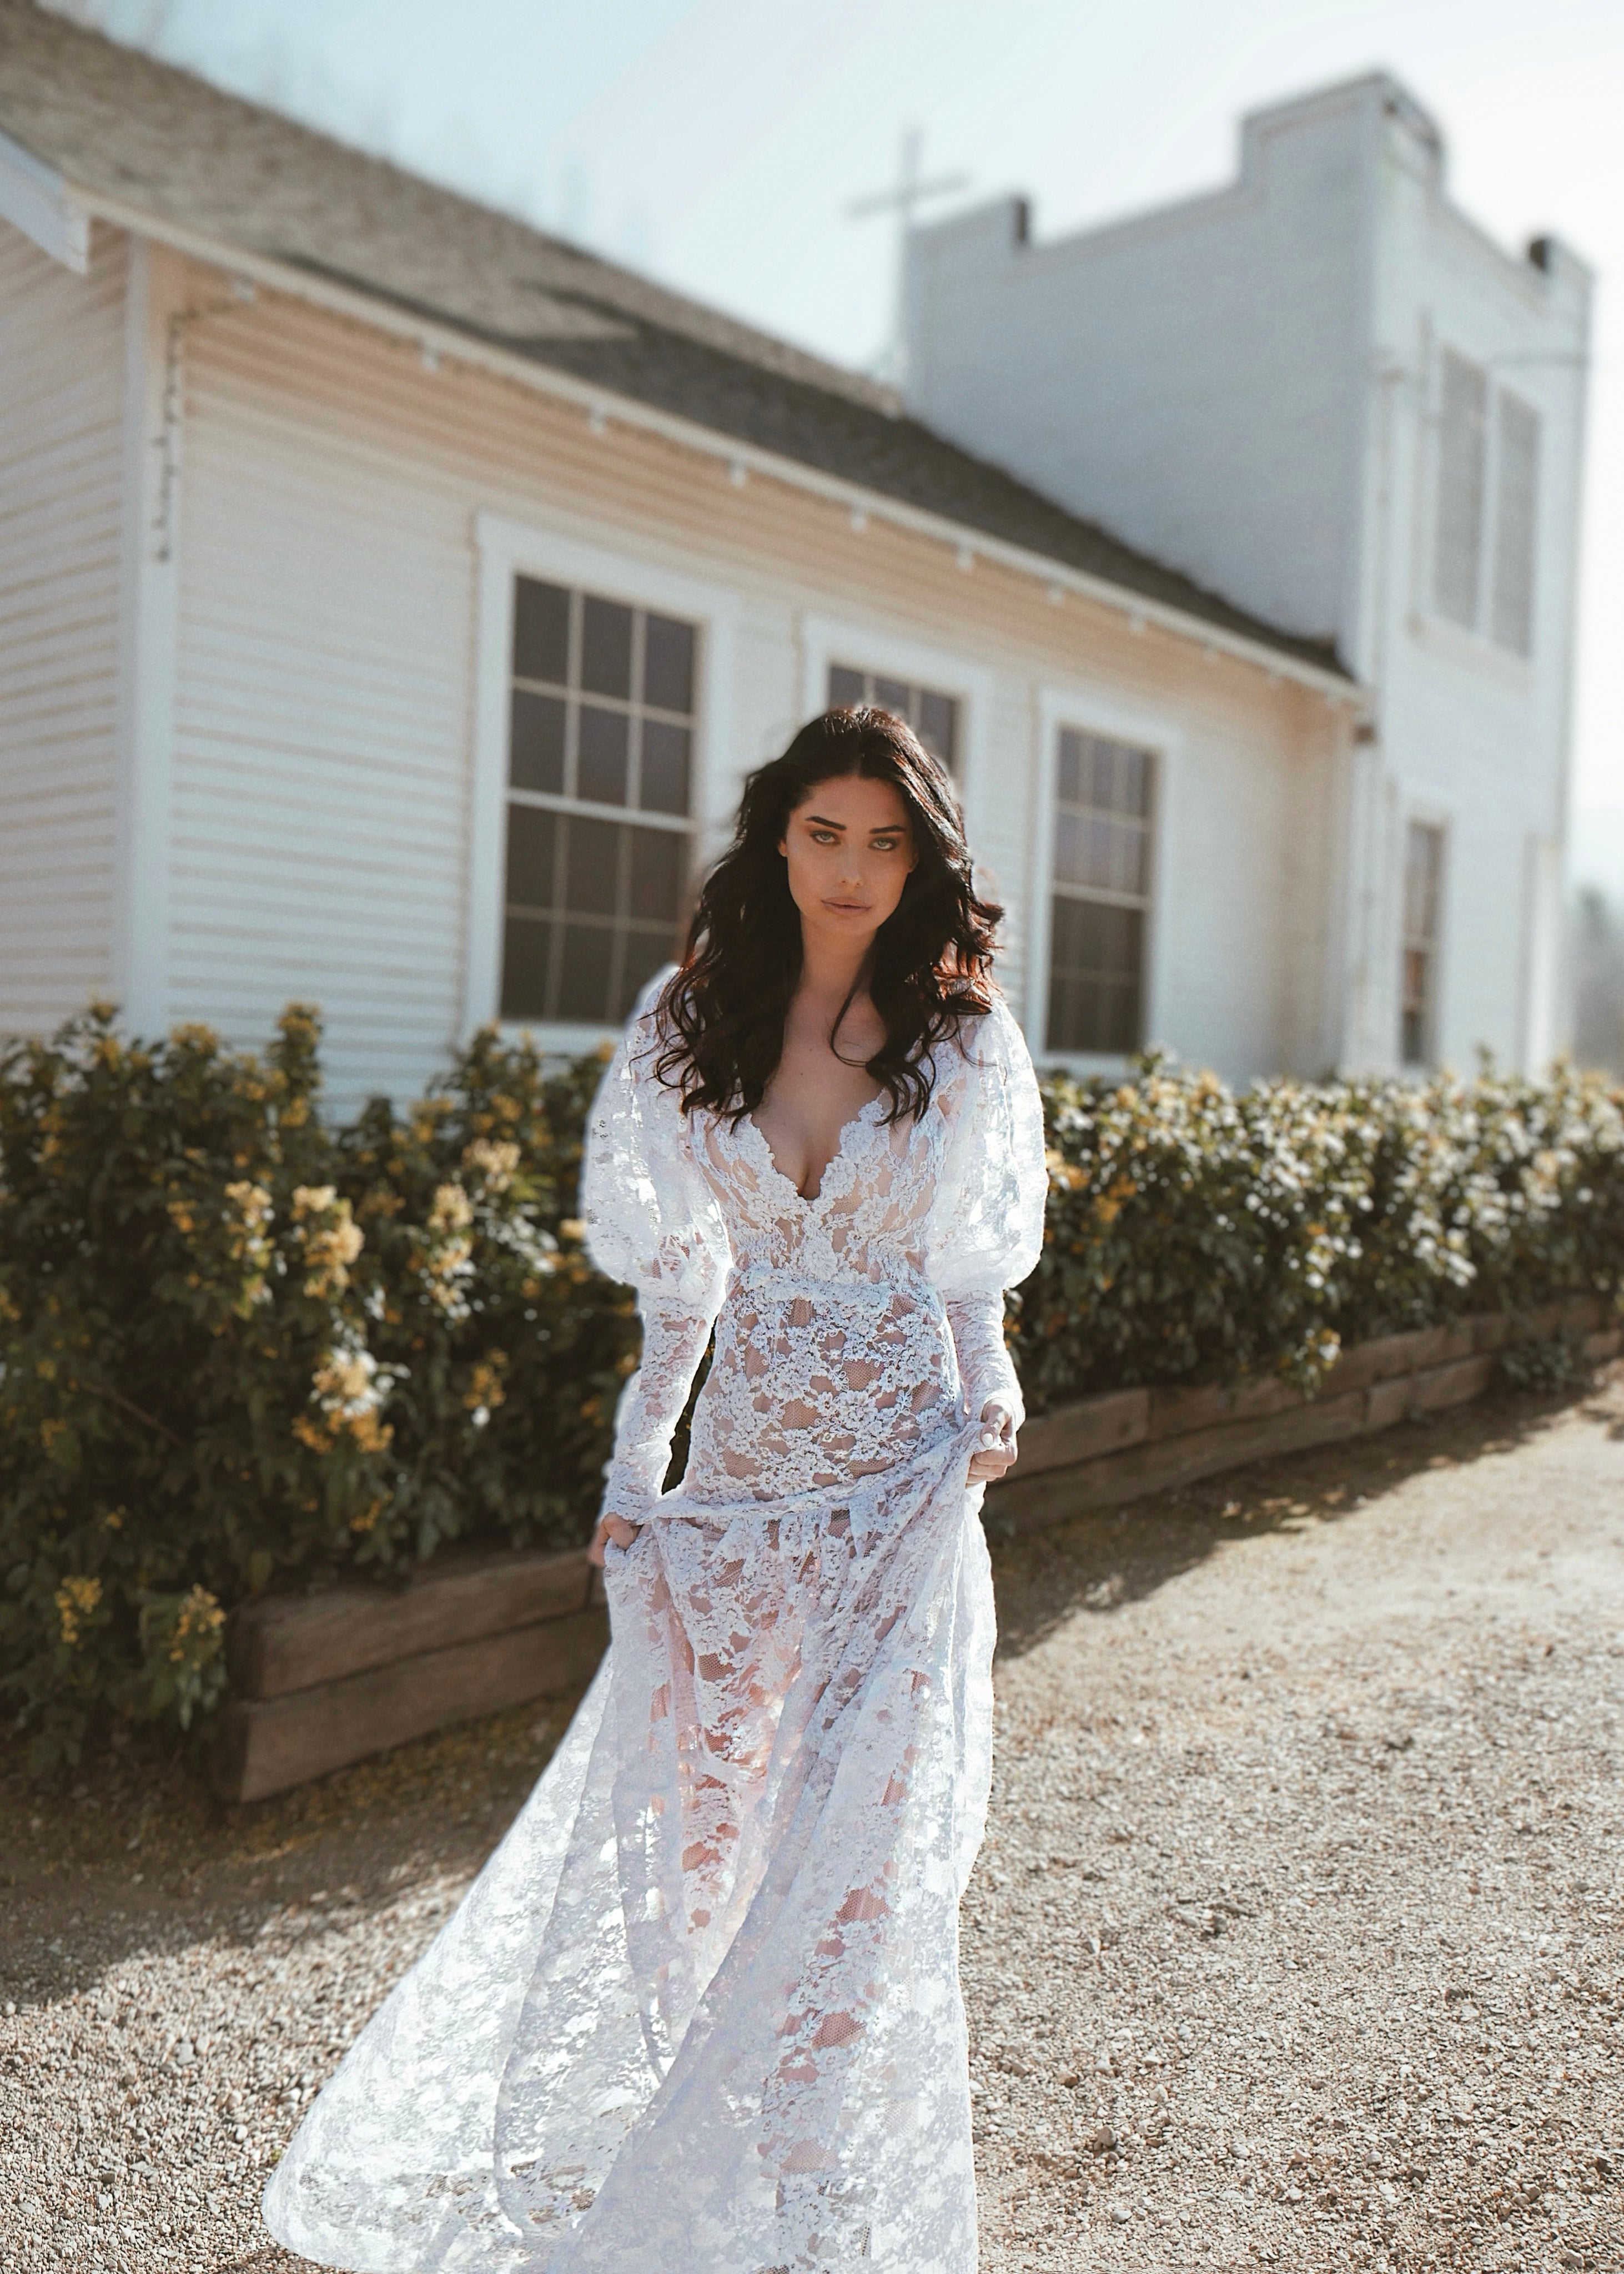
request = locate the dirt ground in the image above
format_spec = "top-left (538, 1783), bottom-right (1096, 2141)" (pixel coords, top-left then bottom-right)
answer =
top-left (3, 1370), bottom-right (1621, 2274)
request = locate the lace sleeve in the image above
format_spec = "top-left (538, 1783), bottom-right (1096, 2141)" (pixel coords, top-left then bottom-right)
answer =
top-left (579, 976), bottom-right (732, 1520)
top-left (946, 1294), bottom-right (1024, 1428)
top-left (925, 994), bottom-right (1047, 1299)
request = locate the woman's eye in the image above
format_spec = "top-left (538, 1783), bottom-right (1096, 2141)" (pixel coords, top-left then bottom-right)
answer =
top-left (810, 829), bottom-right (839, 844)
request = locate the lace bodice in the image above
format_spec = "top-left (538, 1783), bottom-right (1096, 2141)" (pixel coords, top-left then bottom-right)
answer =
top-left (580, 982), bottom-right (1047, 1517)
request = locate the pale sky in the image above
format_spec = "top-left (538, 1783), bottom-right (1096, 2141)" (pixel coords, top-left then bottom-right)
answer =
top-left (66, 0), bottom-right (1624, 891)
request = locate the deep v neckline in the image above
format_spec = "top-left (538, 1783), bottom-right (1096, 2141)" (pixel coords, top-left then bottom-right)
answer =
top-left (743, 1092), bottom-right (886, 1209)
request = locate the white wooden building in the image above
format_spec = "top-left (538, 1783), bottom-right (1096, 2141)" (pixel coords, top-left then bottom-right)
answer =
top-left (905, 73), bottom-right (1592, 1077)
top-left (0, 8), bottom-right (1508, 1116)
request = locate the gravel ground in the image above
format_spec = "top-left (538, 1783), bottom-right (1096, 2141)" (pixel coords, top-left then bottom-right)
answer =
top-left (3, 1370), bottom-right (1621, 2274)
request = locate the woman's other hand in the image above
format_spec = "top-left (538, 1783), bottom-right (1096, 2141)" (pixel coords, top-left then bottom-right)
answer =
top-left (967, 1397), bottom-right (1019, 1482)
top-left (588, 1512), bottom-right (640, 1568)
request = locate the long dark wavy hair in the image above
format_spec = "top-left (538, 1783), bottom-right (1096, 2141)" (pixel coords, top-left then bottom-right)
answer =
top-left (653, 707), bottom-right (1002, 1123)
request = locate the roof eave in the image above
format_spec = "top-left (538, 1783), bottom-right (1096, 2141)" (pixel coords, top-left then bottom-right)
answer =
top-left (0, 123), bottom-right (89, 270)
top-left (47, 162), bottom-right (1362, 707)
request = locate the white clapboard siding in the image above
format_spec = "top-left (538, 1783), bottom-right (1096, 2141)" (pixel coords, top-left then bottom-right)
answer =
top-left (0, 221), bottom-right (125, 1033)
top-left (160, 270), bottom-right (1337, 1111)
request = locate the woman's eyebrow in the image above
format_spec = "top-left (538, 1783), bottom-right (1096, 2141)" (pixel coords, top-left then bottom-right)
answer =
top-left (805, 812), bottom-right (847, 830)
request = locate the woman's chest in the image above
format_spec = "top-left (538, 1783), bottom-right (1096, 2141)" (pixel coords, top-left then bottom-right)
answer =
top-left (751, 1014), bottom-right (887, 1201)
top-left (696, 1093), bottom-right (948, 1258)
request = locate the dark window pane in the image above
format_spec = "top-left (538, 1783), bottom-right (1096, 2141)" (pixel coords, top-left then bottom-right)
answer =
top-left (1057, 728), bottom-right (1082, 806)
top-left (509, 688), bottom-right (566, 794)
top-left (1435, 349), bottom-right (1488, 629)
top-left (639, 718), bottom-right (690, 815)
top-left (557, 922), bottom-right (614, 1023)
top-left (617, 928), bottom-right (670, 1022)
top-left (917, 688), bottom-right (957, 771)
top-left (643, 613), bottom-right (695, 715)
top-left (1048, 895), bottom-right (1144, 1053)
top-left (1119, 743), bottom-right (1151, 817)
top-left (581, 596), bottom-right (632, 698)
top-left (873, 676), bottom-right (910, 718)
top-left (828, 664), bottom-right (865, 709)
top-left (504, 803), bottom-right (557, 912)
top-left (629, 826), bottom-right (682, 924)
top-left (562, 815), bottom-right (620, 917)
top-left (500, 914), bottom-right (554, 1020)
top-left (578, 704), bottom-right (630, 806)
top-left (512, 577), bottom-right (570, 686)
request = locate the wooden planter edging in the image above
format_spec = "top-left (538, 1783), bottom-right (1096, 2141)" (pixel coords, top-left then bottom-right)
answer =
top-left (214, 1294), bottom-right (1618, 1803)
top-left (213, 1547), bottom-right (608, 1804)
top-left (988, 1295), bottom-right (1620, 1533)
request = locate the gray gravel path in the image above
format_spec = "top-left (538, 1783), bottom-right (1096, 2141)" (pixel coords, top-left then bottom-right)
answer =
top-left (3, 1371), bottom-right (1621, 2274)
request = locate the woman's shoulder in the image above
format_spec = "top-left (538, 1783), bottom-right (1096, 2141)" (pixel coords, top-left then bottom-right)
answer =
top-left (941, 987), bottom-right (1027, 1075)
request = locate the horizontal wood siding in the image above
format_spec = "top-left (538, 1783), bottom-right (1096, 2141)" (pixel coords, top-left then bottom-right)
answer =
top-left (0, 222), bottom-right (124, 1031)
top-left (168, 271), bottom-right (1335, 1109)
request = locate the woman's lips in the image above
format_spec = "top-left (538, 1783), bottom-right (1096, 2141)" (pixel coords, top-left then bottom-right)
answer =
top-left (824, 898), bottom-right (871, 913)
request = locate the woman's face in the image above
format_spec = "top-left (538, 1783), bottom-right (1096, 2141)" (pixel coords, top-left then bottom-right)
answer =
top-left (778, 772), bottom-right (918, 950)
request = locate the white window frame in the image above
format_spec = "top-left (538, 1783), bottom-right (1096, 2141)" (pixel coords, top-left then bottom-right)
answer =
top-left (1416, 340), bottom-right (1540, 673)
top-left (1394, 798), bottom-right (1451, 1076)
top-left (465, 511), bottom-right (741, 1049)
top-left (1025, 685), bottom-right (1181, 1073)
top-left (798, 611), bottom-right (993, 853)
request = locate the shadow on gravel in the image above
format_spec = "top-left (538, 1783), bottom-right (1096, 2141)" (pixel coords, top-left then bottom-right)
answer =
top-left (0, 1698), bottom-right (582, 2012)
top-left (988, 1371), bottom-right (1610, 1665)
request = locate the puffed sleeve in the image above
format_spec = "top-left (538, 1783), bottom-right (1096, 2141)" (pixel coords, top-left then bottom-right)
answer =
top-left (923, 995), bottom-right (1048, 1425)
top-left (579, 974), bottom-right (732, 1519)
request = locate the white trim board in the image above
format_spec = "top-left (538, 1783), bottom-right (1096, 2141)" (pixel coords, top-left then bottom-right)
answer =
top-left (0, 128), bottom-right (89, 273)
top-left (1024, 682), bottom-right (1185, 1074)
top-left (464, 511), bottom-right (743, 1044)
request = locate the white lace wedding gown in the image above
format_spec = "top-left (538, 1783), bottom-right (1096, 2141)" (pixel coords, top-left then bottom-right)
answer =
top-left (263, 987), bottom-right (1046, 2273)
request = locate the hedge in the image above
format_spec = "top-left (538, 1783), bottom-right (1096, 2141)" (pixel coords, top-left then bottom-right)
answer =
top-left (3, 1007), bottom-right (1622, 1775)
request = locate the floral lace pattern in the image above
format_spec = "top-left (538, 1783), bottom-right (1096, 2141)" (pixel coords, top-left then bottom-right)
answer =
top-left (264, 985), bottom-right (1047, 2273)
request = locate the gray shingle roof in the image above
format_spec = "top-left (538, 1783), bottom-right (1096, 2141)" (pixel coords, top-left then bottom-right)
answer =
top-left (0, 0), bottom-right (1347, 677)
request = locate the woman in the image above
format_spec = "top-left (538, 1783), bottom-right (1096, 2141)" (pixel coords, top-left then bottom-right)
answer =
top-left (264, 707), bottom-right (1047, 2272)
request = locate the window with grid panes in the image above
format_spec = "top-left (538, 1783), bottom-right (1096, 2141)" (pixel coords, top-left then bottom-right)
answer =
top-left (500, 576), bottom-right (696, 1025)
top-left (1432, 349), bottom-right (1541, 657)
top-left (1400, 821), bottom-right (1445, 1066)
top-left (826, 664), bottom-right (958, 773)
top-left (1045, 727), bottom-right (1154, 1055)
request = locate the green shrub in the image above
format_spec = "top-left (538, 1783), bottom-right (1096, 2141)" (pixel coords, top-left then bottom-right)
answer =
top-left (1014, 1055), bottom-right (1624, 1410)
top-left (2, 1006), bottom-right (1621, 1775)
top-left (0, 1007), bottom-right (634, 1776)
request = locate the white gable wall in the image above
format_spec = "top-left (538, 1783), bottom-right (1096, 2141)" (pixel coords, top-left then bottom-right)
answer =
top-left (906, 74), bottom-right (1591, 1076)
top-left (0, 218), bottom-right (125, 1028)
top-left (904, 84), bottom-right (1371, 647)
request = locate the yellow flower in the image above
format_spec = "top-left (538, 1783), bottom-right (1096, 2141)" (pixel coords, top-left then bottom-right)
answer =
top-left (464, 1353), bottom-right (509, 1413)
top-left (166, 1584), bottom-right (225, 1665)
top-left (462, 1138), bottom-right (520, 1191)
top-left (293, 1188), bottom-right (365, 1297)
top-left (344, 1409), bottom-right (394, 1454)
top-left (56, 1574), bottom-right (102, 1647)
top-left (429, 1182), bottom-right (474, 1235)
top-left (314, 1351), bottom-right (374, 1405)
